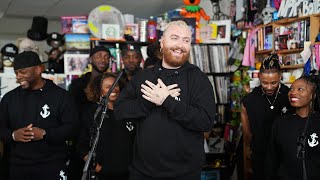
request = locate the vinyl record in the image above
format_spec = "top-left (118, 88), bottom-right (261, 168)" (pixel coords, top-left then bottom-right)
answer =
top-left (88, 5), bottom-right (125, 38)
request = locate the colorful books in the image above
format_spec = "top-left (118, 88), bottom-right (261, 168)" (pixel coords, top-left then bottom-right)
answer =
top-left (61, 16), bottom-right (88, 34)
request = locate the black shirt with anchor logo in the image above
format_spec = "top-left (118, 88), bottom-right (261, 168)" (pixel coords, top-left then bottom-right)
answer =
top-left (266, 112), bottom-right (320, 180)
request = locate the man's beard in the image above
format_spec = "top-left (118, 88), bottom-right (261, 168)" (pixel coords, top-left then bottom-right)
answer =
top-left (162, 46), bottom-right (189, 67)
top-left (91, 62), bottom-right (108, 73)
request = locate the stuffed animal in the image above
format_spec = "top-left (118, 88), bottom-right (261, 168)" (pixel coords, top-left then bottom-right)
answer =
top-left (46, 32), bottom-right (65, 73)
top-left (180, 0), bottom-right (210, 43)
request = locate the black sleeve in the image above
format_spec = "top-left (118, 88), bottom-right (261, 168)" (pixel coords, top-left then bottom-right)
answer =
top-left (0, 94), bottom-right (14, 143)
top-left (161, 73), bottom-right (216, 132)
top-left (265, 118), bottom-right (281, 180)
top-left (77, 109), bottom-right (92, 160)
top-left (45, 91), bottom-right (77, 144)
top-left (114, 75), bottom-right (155, 120)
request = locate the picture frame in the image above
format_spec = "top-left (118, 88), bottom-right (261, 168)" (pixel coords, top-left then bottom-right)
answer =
top-left (124, 24), bottom-right (139, 41)
top-left (102, 24), bottom-right (120, 40)
top-left (278, 34), bottom-right (289, 50)
top-left (64, 54), bottom-right (89, 75)
top-left (64, 34), bottom-right (90, 50)
top-left (202, 20), bottom-right (231, 44)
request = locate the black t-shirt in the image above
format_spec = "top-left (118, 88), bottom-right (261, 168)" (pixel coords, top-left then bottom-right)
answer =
top-left (266, 112), bottom-right (320, 180)
top-left (242, 85), bottom-right (291, 159)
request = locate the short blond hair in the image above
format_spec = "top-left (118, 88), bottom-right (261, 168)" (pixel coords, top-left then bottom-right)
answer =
top-left (163, 20), bottom-right (191, 36)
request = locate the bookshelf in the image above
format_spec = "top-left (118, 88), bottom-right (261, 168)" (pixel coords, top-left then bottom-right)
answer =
top-left (190, 44), bottom-right (231, 124)
top-left (253, 14), bottom-right (320, 70)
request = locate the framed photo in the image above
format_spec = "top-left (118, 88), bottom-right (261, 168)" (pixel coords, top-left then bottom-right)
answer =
top-left (124, 24), bottom-right (139, 41)
top-left (64, 34), bottom-right (90, 50)
top-left (64, 54), bottom-right (89, 75)
top-left (102, 24), bottom-right (120, 40)
top-left (202, 20), bottom-right (231, 44)
top-left (278, 34), bottom-right (289, 50)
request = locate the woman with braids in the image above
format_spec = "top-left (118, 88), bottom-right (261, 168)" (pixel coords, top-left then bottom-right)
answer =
top-left (77, 72), bottom-right (135, 180)
top-left (241, 53), bottom-right (292, 180)
top-left (266, 75), bottom-right (320, 180)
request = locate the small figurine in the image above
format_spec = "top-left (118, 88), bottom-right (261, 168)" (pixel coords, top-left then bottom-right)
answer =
top-left (46, 32), bottom-right (65, 73)
top-left (180, 0), bottom-right (210, 43)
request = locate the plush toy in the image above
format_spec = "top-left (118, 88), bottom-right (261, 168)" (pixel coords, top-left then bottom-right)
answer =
top-left (180, 0), bottom-right (210, 43)
top-left (46, 32), bottom-right (65, 73)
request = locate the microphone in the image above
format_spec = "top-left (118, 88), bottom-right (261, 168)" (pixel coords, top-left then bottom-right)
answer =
top-left (94, 70), bottom-right (124, 120)
top-left (100, 70), bottom-right (124, 105)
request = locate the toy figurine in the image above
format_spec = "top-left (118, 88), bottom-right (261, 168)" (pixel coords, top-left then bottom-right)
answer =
top-left (46, 32), bottom-right (65, 73)
top-left (180, 0), bottom-right (210, 43)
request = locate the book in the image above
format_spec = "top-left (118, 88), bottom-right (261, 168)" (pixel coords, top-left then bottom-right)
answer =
top-left (61, 16), bottom-right (88, 34)
top-left (72, 18), bottom-right (89, 33)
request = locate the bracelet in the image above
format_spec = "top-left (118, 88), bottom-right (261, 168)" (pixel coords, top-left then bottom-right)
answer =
top-left (12, 131), bottom-right (15, 141)
top-left (42, 130), bottom-right (46, 139)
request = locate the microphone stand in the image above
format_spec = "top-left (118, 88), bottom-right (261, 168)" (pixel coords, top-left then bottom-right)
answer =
top-left (81, 70), bottom-right (124, 180)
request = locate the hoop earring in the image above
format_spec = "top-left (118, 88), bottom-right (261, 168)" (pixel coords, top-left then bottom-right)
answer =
top-left (160, 48), bottom-right (162, 53)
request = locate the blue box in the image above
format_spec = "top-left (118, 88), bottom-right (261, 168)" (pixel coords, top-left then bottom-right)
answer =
top-left (201, 170), bottom-right (220, 180)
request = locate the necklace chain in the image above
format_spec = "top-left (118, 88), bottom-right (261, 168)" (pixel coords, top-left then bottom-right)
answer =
top-left (262, 84), bottom-right (280, 109)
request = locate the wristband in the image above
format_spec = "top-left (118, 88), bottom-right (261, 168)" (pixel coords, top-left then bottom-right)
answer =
top-left (42, 130), bottom-right (47, 140)
top-left (12, 131), bottom-right (15, 141)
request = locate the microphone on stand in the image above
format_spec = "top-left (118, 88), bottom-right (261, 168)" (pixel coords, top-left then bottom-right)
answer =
top-left (81, 70), bottom-right (124, 180)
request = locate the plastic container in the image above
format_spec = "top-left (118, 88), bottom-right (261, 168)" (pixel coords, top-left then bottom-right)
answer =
top-left (147, 16), bottom-right (157, 43)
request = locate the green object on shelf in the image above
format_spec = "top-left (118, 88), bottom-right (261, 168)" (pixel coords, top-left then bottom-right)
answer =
top-left (233, 81), bottom-right (241, 87)
top-left (234, 70), bottom-right (241, 76)
top-left (242, 75), bottom-right (251, 84)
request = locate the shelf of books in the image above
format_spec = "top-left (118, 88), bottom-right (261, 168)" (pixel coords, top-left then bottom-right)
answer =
top-left (190, 44), bottom-right (231, 123)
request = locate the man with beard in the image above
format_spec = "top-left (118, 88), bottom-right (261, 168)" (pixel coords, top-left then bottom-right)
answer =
top-left (69, 46), bottom-right (111, 107)
top-left (68, 46), bottom-right (110, 180)
top-left (120, 43), bottom-right (143, 86)
top-left (241, 54), bottom-right (291, 180)
top-left (0, 51), bottom-right (76, 180)
top-left (114, 21), bottom-right (216, 180)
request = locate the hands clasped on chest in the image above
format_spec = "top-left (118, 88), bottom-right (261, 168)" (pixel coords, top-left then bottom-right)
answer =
top-left (141, 78), bottom-right (181, 106)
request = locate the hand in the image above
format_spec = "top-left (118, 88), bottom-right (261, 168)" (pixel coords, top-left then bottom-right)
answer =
top-left (141, 79), bottom-right (178, 106)
top-left (167, 84), bottom-right (181, 98)
top-left (12, 124), bottom-right (34, 142)
top-left (96, 163), bottom-right (102, 173)
top-left (30, 127), bottom-right (46, 141)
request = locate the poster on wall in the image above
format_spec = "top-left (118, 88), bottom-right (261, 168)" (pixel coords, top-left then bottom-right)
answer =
top-left (64, 54), bottom-right (89, 75)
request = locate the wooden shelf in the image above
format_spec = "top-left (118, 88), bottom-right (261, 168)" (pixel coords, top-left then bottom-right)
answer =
top-left (255, 49), bottom-right (272, 55)
top-left (255, 22), bottom-right (273, 29)
top-left (280, 64), bottom-right (304, 69)
top-left (273, 15), bottom-right (310, 25)
top-left (276, 48), bottom-right (303, 54)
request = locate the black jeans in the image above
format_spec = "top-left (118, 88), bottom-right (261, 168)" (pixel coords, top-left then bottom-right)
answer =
top-left (10, 161), bottom-right (66, 180)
